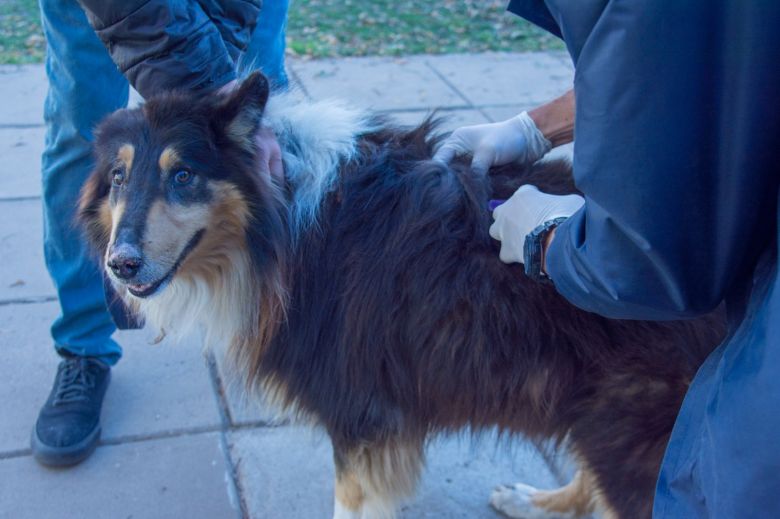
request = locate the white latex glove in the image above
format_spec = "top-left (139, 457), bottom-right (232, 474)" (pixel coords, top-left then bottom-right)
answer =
top-left (489, 185), bottom-right (584, 264)
top-left (433, 111), bottom-right (552, 175)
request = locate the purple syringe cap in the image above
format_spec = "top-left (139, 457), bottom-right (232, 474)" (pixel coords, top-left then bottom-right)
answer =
top-left (488, 199), bottom-right (506, 211)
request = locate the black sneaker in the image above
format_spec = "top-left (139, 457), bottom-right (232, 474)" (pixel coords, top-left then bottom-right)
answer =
top-left (31, 356), bottom-right (111, 466)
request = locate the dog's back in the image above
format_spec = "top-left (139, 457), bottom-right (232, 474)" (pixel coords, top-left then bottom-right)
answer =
top-left (260, 117), bottom-right (724, 517)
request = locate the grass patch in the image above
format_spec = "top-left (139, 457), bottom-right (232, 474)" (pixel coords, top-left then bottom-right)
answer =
top-left (0, 0), bottom-right (44, 64)
top-left (287, 0), bottom-right (562, 58)
top-left (0, 0), bottom-right (562, 65)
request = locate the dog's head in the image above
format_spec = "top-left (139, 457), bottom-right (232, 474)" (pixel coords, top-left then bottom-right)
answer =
top-left (79, 72), bottom-right (286, 306)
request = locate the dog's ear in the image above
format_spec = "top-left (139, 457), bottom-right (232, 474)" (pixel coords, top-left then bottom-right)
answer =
top-left (213, 72), bottom-right (270, 149)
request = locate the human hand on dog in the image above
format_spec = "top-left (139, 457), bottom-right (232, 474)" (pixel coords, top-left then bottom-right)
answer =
top-left (434, 112), bottom-right (552, 176)
top-left (489, 185), bottom-right (584, 265)
top-left (219, 80), bottom-right (283, 183)
top-left (255, 126), bottom-right (284, 182)
top-left (435, 90), bottom-right (575, 175)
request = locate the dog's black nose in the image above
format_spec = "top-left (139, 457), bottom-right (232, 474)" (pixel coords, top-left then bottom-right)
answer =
top-left (107, 245), bottom-right (143, 280)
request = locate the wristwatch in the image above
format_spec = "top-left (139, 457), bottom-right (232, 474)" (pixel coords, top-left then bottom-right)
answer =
top-left (523, 217), bottom-right (567, 284)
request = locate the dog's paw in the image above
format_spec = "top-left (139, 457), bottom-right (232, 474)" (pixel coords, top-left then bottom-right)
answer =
top-left (489, 483), bottom-right (567, 519)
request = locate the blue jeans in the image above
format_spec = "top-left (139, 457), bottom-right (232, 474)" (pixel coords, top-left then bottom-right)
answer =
top-left (39, 0), bottom-right (289, 365)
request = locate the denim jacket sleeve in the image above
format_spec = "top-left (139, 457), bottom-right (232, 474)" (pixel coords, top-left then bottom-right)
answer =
top-left (76, 0), bottom-right (261, 98)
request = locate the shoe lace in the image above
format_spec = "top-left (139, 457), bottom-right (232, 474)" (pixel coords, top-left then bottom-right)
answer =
top-left (52, 358), bottom-right (98, 405)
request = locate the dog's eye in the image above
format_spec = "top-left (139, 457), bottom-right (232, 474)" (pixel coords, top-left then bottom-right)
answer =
top-left (173, 169), bottom-right (193, 185)
top-left (111, 169), bottom-right (125, 187)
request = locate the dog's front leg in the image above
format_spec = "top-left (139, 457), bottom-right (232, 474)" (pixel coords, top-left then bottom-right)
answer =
top-left (333, 465), bottom-right (364, 519)
top-left (332, 438), bottom-right (423, 519)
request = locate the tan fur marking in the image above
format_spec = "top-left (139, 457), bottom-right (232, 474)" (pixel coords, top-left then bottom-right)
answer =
top-left (109, 200), bottom-right (126, 243)
top-left (97, 199), bottom-right (112, 239)
top-left (121, 178), bottom-right (292, 439)
top-left (78, 175), bottom-right (114, 247)
top-left (143, 199), bottom-right (209, 263)
top-left (173, 181), bottom-right (253, 298)
top-left (226, 116), bottom-right (257, 150)
top-left (530, 462), bottom-right (620, 519)
top-left (334, 442), bottom-right (424, 518)
top-left (124, 182), bottom-right (254, 350)
top-left (189, 182), bottom-right (290, 393)
top-left (117, 143), bottom-right (134, 176)
top-left (531, 469), bottom-right (596, 517)
top-left (131, 180), bottom-right (289, 400)
top-left (158, 146), bottom-right (181, 172)
top-left (601, 504), bottom-right (620, 519)
top-left (335, 471), bottom-right (364, 511)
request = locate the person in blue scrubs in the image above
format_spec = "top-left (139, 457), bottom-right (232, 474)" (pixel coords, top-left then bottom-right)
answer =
top-left (33, 0), bottom-right (289, 467)
top-left (438, 1), bottom-right (780, 516)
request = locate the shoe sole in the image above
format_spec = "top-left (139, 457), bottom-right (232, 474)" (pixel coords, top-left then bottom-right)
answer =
top-left (30, 424), bottom-right (101, 467)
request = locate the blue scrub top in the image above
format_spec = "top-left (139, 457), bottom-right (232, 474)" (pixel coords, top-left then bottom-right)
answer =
top-left (508, 1), bottom-right (780, 517)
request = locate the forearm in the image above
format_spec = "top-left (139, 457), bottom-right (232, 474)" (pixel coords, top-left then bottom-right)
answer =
top-left (529, 89), bottom-right (575, 148)
top-left (544, 208), bottom-right (731, 321)
top-left (77, 0), bottom-right (239, 98)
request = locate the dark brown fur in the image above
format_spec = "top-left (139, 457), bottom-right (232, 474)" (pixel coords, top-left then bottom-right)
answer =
top-left (80, 73), bottom-right (725, 518)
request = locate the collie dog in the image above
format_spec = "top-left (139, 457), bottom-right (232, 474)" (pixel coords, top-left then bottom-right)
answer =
top-left (79, 72), bottom-right (723, 519)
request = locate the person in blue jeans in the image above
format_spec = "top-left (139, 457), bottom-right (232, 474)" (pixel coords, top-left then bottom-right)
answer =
top-left (33, 0), bottom-right (289, 466)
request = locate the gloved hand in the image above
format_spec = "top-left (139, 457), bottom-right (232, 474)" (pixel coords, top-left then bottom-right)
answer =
top-left (489, 185), bottom-right (584, 264)
top-left (433, 111), bottom-right (552, 175)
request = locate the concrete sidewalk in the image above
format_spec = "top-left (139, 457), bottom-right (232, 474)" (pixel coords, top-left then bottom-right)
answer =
top-left (0, 52), bottom-right (574, 519)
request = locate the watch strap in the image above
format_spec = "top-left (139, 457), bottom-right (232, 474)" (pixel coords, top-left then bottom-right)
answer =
top-left (523, 217), bottom-right (567, 283)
